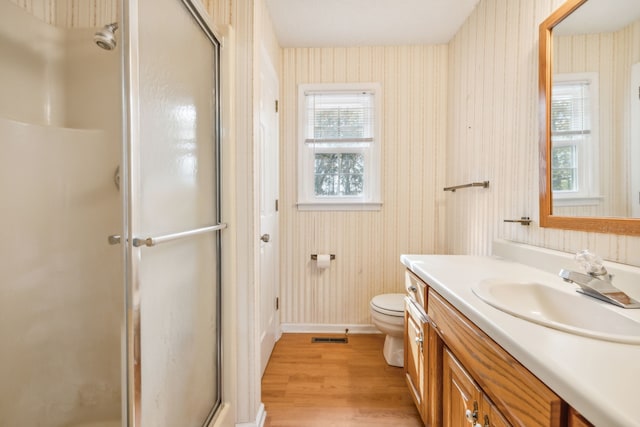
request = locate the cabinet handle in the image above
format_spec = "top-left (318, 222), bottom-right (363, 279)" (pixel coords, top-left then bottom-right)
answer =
top-left (483, 414), bottom-right (490, 427)
top-left (415, 333), bottom-right (424, 351)
top-left (409, 285), bottom-right (418, 292)
top-left (465, 409), bottom-right (474, 424)
top-left (465, 401), bottom-right (479, 425)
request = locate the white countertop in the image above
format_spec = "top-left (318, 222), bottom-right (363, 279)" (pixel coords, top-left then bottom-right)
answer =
top-left (400, 253), bottom-right (640, 427)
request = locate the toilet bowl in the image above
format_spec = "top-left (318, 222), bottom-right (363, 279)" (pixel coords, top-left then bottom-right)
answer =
top-left (370, 293), bottom-right (405, 367)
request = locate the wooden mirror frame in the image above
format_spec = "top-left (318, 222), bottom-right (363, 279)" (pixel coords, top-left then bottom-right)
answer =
top-left (539, 0), bottom-right (640, 235)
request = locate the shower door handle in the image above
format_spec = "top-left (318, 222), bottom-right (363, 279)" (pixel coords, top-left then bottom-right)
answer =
top-left (133, 223), bottom-right (228, 247)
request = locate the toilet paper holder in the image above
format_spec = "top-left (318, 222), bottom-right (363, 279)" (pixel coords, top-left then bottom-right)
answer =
top-left (310, 254), bottom-right (336, 260)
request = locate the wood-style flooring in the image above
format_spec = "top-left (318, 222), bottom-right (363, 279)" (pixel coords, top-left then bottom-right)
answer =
top-left (262, 333), bottom-right (423, 427)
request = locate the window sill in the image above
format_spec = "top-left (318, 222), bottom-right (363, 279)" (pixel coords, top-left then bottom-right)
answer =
top-left (553, 195), bottom-right (603, 207)
top-left (297, 201), bottom-right (383, 211)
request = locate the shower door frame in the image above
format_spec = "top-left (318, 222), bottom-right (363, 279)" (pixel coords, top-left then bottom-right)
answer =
top-left (121, 0), bottom-right (223, 425)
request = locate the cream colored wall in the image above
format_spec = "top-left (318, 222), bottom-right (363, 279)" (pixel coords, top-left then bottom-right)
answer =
top-left (446, 0), bottom-right (640, 265)
top-left (280, 45), bottom-right (448, 326)
top-left (260, 2), bottom-right (279, 75)
top-left (280, 0), bottom-right (640, 330)
top-left (55, 0), bottom-right (118, 28)
top-left (203, 0), bottom-right (231, 28)
top-left (9, 0), bottom-right (118, 27)
top-left (8, 0), bottom-right (55, 23)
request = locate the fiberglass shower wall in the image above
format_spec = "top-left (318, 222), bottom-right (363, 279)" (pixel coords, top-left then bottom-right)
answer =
top-left (0, 1), bottom-right (122, 426)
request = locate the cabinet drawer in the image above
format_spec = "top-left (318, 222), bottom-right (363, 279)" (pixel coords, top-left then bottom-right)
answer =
top-left (428, 289), bottom-right (565, 427)
top-left (405, 270), bottom-right (428, 310)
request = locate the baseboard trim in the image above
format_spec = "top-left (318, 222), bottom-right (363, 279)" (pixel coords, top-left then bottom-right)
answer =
top-left (256, 403), bottom-right (266, 427)
top-left (235, 403), bottom-right (266, 427)
top-left (280, 323), bottom-right (380, 334)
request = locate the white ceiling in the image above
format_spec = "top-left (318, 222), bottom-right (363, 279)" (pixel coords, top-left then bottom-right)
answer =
top-left (265, 0), bottom-right (481, 48)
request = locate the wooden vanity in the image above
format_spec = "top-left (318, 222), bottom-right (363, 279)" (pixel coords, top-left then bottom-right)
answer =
top-left (402, 262), bottom-right (604, 427)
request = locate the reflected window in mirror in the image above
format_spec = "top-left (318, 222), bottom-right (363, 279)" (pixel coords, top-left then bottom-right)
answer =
top-left (539, 0), bottom-right (640, 234)
top-left (551, 73), bottom-right (600, 206)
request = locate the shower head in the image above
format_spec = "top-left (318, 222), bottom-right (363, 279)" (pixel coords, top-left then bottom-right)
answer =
top-left (94, 23), bottom-right (118, 50)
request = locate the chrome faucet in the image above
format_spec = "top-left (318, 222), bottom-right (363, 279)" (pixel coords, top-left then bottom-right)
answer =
top-left (559, 250), bottom-right (640, 309)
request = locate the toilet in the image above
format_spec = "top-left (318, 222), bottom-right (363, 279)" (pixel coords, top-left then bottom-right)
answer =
top-left (369, 293), bottom-right (405, 367)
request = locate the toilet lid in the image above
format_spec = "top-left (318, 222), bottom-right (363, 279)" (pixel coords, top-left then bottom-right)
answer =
top-left (370, 293), bottom-right (405, 317)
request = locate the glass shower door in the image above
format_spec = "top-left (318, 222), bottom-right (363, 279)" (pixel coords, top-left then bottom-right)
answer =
top-left (123, 0), bottom-right (222, 425)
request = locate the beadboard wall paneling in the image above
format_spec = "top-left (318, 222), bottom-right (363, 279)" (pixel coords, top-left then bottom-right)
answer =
top-left (13, 0), bottom-right (228, 29)
top-left (446, 0), bottom-right (640, 265)
top-left (8, 0), bottom-right (55, 24)
top-left (9, 0), bottom-right (119, 27)
top-left (202, 0), bottom-right (231, 28)
top-left (55, 0), bottom-right (118, 28)
top-left (280, 45), bottom-right (448, 326)
top-left (11, 0), bottom-right (232, 37)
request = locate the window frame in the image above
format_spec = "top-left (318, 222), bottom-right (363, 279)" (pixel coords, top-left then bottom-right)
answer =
top-left (297, 82), bottom-right (382, 211)
top-left (551, 72), bottom-right (601, 206)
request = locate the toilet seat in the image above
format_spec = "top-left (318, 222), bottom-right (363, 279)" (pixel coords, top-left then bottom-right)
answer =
top-left (370, 293), bottom-right (405, 317)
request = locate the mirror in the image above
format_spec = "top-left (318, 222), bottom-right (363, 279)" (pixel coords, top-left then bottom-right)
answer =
top-left (540, 0), bottom-right (640, 234)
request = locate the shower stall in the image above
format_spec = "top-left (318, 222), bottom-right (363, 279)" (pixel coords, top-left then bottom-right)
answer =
top-left (0, 0), bottom-right (223, 426)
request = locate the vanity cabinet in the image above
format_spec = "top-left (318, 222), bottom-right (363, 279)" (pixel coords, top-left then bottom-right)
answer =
top-left (403, 268), bottom-right (596, 427)
top-left (429, 288), bottom-right (564, 426)
top-left (443, 348), bottom-right (510, 427)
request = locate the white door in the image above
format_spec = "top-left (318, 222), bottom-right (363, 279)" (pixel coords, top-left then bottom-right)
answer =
top-left (259, 49), bottom-right (280, 376)
top-left (631, 63), bottom-right (640, 217)
top-left (124, 0), bottom-right (223, 425)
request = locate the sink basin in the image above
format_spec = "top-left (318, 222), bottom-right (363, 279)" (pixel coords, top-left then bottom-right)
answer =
top-left (472, 279), bottom-right (640, 344)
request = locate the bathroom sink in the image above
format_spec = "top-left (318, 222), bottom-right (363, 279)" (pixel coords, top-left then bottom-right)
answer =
top-left (472, 279), bottom-right (640, 344)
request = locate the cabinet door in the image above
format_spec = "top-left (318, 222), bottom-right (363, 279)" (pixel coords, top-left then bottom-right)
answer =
top-left (481, 395), bottom-right (512, 427)
top-left (405, 310), bottom-right (424, 412)
top-left (429, 289), bottom-right (563, 426)
top-left (443, 348), bottom-right (482, 427)
top-left (568, 408), bottom-right (593, 427)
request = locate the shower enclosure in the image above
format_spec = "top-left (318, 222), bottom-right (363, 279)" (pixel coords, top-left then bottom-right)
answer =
top-left (0, 0), bottom-right (223, 425)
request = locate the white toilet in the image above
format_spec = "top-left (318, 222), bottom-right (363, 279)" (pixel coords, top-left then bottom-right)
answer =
top-left (369, 293), bottom-right (405, 367)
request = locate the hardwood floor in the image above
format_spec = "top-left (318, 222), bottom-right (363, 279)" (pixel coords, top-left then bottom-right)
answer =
top-left (262, 333), bottom-right (423, 427)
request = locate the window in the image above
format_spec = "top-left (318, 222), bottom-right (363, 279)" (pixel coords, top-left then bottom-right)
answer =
top-left (298, 83), bottom-right (382, 210)
top-left (551, 73), bottom-right (600, 205)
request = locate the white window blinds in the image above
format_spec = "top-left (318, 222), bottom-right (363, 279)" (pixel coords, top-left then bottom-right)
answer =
top-left (551, 80), bottom-right (591, 137)
top-left (304, 91), bottom-right (375, 143)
